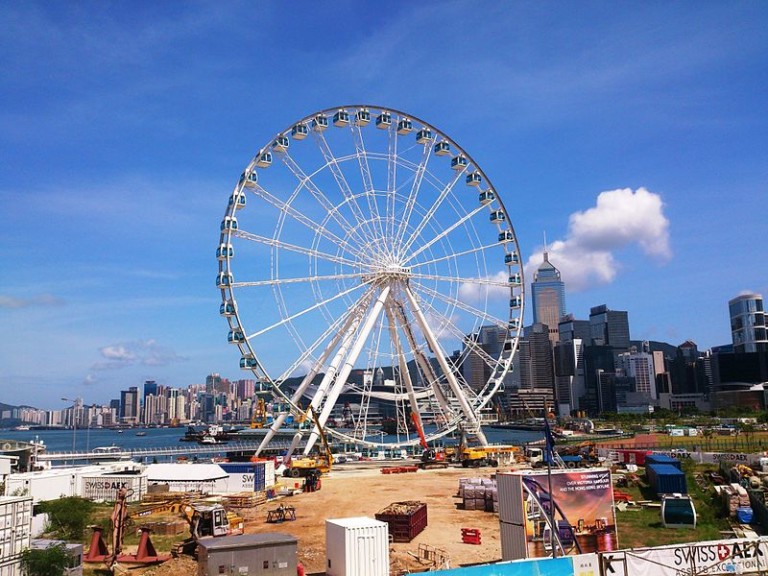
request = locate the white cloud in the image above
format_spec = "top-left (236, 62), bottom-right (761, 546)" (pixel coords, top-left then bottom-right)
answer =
top-left (0, 294), bottom-right (64, 309)
top-left (92, 339), bottom-right (186, 370)
top-left (458, 271), bottom-right (510, 304)
top-left (526, 187), bottom-right (671, 291)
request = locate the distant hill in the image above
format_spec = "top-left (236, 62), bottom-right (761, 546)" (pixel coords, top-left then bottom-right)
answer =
top-left (0, 402), bottom-right (34, 427)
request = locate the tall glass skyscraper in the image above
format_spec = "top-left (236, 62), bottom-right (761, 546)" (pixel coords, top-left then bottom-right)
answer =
top-left (531, 250), bottom-right (566, 342)
top-left (729, 293), bottom-right (767, 353)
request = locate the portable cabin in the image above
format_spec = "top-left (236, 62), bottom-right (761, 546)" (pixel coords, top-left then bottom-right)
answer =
top-left (272, 135), bottom-right (289, 152)
top-left (396, 117), bottom-right (413, 134)
top-left (508, 273), bottom-right (521, 286)
top-left (375, 111), bottom-right (392, 129)
top-left (499, 230), bottom-right (514, 243)
top-left (490, 210), bottom-right (506, 223)
top-left (229, 193), bottom-right (246, 209)
top-left (416, 128), bottom-right (433, 144)
top-left (333, 109), bottom-right (350, 127)
top-left (479, 190), bottom-right (496, 205)
top-left (216, 244), bottom-right (233, 260)
top-left (355, 108), bottom-right (370, 126)
top-left (220, 216), bottom-right (238, 231)
top-left (661, 494), bottom-right (696, 528)
top-left (466, 172), bottom-right (482, 187)
top-left (451, 155), bottom-right (468, 170)
top-left (255, 151), bottom-right (272, 168)
top-left (216, 273), bottom-right (233, 288)
top-left (505, 252), bottom-right (519, 265)
top-left (220, 301), bottom-right (236, 316)
top-left (312, 114), bottom-right (329, 131)
top-left (240, 356), bottom-right (258, 370)
top-left (434, 140), bottom-right (451, 156)
top-left (291, 123), bottom-right (309, 140)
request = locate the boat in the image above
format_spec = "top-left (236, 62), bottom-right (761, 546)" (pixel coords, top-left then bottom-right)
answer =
top-left (12, 425), bottom-right (30, 431)
top-left (135, 431), bottom-right (147, 437)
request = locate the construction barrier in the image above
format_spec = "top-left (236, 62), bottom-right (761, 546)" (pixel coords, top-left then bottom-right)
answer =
top-left (461, 527), bottom-right (481, 545)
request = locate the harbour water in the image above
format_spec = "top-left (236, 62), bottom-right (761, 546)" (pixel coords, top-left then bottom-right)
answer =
top-left (0, 425), bottom-right (545, 455)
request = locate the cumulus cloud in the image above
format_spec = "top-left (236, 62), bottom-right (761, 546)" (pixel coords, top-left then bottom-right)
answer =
top-left (0, 294), bottom-right (64, 309)
top-left (525, 187), bottom-right (671, 291)
top-left (92, 339), bottom-right (186, 370)
top-left (458, 271), bottom-right (511, 304)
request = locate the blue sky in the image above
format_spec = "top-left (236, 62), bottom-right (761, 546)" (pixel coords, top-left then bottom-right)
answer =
top-left (1, 2), bottom-right (766, 409)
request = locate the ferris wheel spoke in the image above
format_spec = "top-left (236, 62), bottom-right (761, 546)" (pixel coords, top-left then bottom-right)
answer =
top-left (234, 271), bottom-right (367, 288)
top-left (410, 272), bottom-right (509, 288)
top-left (279, 150), bottom-right (372, 248)
top-left (310, 132), bottom-right (380, 246)
top-left (350, 124), bottom-right (388, 244)
top-left (398, 167), bottom-right (467, 257)
top-left (394, 142), bottom-right (432, 250)
top-left (408, 241), bottom-right (499, 269)
top-left (234, 230), bottom-right (363, 269)
top-left (247, 184), bottom-right (364, 260)
top-left (404, 203), bottom-right (488, 264)
top-left (247, 281), bottom-right (368, 340)
top-left (411, 280), bottom-right (509, 330)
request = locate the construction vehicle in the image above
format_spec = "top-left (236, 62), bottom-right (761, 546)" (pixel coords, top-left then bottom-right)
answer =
top-left (171, 503), bottom-right (244, 557)
top-left (250, 397), bottom-right (268, 429)
top-left (407, 412), bottom-right (449, 469)
top-left (456, 431), bottom-right (520, 467)
top-left (282, 406), bottom-right (333, 479)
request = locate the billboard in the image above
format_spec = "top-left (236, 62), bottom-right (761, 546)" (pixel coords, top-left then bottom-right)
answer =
top-left (498, 469), bottom-right (617, 559)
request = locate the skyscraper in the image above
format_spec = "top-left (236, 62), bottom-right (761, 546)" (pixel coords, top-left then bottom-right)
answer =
top-left (589, 305), bottom-right (630, 352)
top-left (531, 249), bottom-right (566, 342)
top-left (729, 293), bottom-right (767, 353)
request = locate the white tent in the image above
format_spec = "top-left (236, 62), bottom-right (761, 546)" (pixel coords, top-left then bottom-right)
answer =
top-left (145, 463), bottom-right (227, 493)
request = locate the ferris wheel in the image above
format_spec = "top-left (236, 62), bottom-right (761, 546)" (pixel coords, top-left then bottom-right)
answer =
top-left (216, 105), bottom-right (524, 454)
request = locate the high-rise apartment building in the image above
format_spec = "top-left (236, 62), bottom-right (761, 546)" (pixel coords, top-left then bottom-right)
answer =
top-left (531, 250), bottom-right (566, 342)
top-left (120, 386), bottom-right (139, 425)
top-left (729, 293), bottom-right (767, 353)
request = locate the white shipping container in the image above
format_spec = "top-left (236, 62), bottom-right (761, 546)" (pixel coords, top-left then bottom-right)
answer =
top-left (4, 470), bottom-right (78, 504)
top-left (0, 496), bottom-right (33, 574)
top-left (80, 474), bottom-right (147, 502)
top-left (264, 459), bottom-right (276, 488)
top-left (326, 517), bottom-right (389, 576)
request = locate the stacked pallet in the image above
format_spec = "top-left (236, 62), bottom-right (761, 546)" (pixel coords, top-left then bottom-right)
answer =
top-left (224, 490), bottom-right (267, 509)
top-left (718, 483), bottom-right (750, 517)
top-left (458, 477), bottom-right (498, 512)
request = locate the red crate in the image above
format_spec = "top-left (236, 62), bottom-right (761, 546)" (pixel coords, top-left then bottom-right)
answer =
top-left (375, 501), bottom-right (428, 543)
top-left (461, 527), bottom-right (482, 545)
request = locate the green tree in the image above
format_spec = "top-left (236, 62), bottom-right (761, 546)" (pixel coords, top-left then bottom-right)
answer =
top-left (39, 497), bottom-right (94, 540)
top-left (21, 543), bottom-right (71, 576)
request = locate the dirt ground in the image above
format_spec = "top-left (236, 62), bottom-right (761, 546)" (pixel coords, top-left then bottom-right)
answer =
top-left (245, 463), bottom-right (504, 574)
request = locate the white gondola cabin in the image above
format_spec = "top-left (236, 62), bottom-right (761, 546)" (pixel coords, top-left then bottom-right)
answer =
top-left (312, 114), bottom-right (329, 132)
top-left (240, 356), bottom-right (258, 370)
top-left (228, 193), bottom-right (246, 209)
top-left (220, 301), bottom-right (236, 316)
top-left (333, 109), bottom-right (350, 127)
top-left (466, 173), bottom-right (482, 187)
top-left (228, 330), bottom-right (245, 344)
top-left (256, 151), bottom-right (272, 168)
top-left (376, 111), bottom-right (392, 129)
top-left (661, 494), bottom-right (696, 529)
top-left (434, 141), bottom-right (451, 156)
top-left (397, 117), bottom-right (413, 134)
top-left (504, 252), bottom-right (519, 265)
top-left (216, 272), bottom-right (233, 288)
top-left (220, 216), bottom-right (238, 231)
top-left (272, 135), bottom-right (289, 152)
top-left (479, 191), bottom-right (496, 205)
top-left (510, 297), bottom-right (522, 309)
top-left (291, 123), bottom-right (309, 140)
top-left (241, 171), bottom-right (257, 187)
top-left (490, 210), bottom-right (505, 222)
top-left (508, 273), bottom-right (521, 286)
top-left (216, 243), bottom-right (233, 260)
top-left (355, 108), bottom-right (371, 126)
top-left (451, 155), bottom-right (468, 170)
top-left (509, 318), bottom-right (520, 331)
top-left (416, 128), bottom-right (433, 144)
top-left (498, 230), bottom-right (514, 243)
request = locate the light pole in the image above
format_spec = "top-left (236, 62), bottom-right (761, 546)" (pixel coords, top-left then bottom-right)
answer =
top-left (61, 397), bottom-right (78, 456)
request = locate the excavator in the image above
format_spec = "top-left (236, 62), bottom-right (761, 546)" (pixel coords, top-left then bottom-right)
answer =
top-left (171, 503), bottom-right (244, 557)
top-left (413, 412), bottom-right (449, 469)
top-left (282, 406), bottom-right (333, 480)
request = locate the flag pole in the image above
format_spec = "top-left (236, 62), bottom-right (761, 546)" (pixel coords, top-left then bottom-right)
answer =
top-left (545, 416), bottom-right (557, 557)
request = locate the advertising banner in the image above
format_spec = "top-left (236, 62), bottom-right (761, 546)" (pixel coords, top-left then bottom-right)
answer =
top-left (519, 468), bottom-right (617, 558)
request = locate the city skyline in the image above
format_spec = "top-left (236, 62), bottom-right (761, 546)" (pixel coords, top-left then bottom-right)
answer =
top-left (2, 3), bottom-right (766, 408)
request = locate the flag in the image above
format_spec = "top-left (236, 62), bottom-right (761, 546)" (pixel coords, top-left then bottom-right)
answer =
top-left (544, 417), bottom-right (556, 464)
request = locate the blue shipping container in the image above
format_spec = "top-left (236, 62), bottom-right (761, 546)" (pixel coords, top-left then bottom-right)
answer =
top-left (647, 463), bottom-right (687, 495)
top-left (645, 454), bottom-right (683, 470)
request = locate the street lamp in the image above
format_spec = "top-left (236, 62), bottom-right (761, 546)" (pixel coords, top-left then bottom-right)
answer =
top-left (61, 397), bottom-right (78, 455)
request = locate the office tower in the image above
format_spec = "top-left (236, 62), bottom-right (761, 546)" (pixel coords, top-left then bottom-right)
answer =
top-left (462, 325), bottom-right (506, 391)
top-left (729, 293), bottom-right (767, 353)
top-left (120, 386), bottom-right (139, 425)
top-left (531, 250), bottom-right (566, 342)
top-left (519, 323), bottom-right (555, 390)
top-left (206, 373), bottom-right (221, 394)
top-left (554, 338), bottom-right (585, 415)
top-left (589, 305), bottom-right (630, 352)
top-left (558, 315), bottom-right (591, 343)
top-left (143, 380), bottom-right (158, 400)
top-left (618, 350), bottom-right (657, 400)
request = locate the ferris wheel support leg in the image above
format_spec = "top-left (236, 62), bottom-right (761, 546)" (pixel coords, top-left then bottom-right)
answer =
top-left (403, 286), bottom-right (488, 446)
top-left (385, 305), bottom-right (426, 436)
top-left (304, 285), bottom-right (392, 454)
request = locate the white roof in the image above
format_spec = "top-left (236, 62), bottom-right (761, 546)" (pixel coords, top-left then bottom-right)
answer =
top-left (146, 463), bottom-right (227, 482)
top-left (327, 517), bottom-right (386, 529)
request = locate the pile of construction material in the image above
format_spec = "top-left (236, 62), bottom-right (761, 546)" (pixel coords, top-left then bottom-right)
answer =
top-left (458, 477), bottom-right (498, 512)
top-left (374, 501), bottom-right (428, 542)
top-left (716, 483), bottom-right (750, 517)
